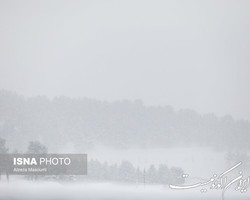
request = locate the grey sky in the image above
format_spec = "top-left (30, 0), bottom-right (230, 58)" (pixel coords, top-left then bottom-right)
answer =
top-left (0, 0), bottom-right (250, 120)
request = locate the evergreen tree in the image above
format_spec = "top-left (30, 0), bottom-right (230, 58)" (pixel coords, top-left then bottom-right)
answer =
top-left (119, 161), bottom-right (136, 182)
top-left (157, 164), bottom-right (172, 184)
top-left (170, 167), bottom-right (185, 184)
top-left (146, 165), bottom-right (158, 183)
top-left (0, 137), bottom-right (8, 154)
top-left (26, 141), bottom-right (48, 154)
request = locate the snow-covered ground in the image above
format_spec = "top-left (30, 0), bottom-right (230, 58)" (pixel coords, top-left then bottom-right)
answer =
top-left (0, 181), bottom-right (249, 200)
top-left (1, 147), bottom-right (249, 200)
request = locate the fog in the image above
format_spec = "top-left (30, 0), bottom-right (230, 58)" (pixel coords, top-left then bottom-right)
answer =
top-left (0, 181), bottom-right (249, 200)
top-left (1, 1), bottom-right (250, 200)
top-left (0, 91), bottom-right (250, 199)
top-left (0, 0), bottom-right (250, 120)
top-left (88, 146), bottom-right (226, 177)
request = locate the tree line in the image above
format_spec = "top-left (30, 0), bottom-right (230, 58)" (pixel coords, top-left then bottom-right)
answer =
top-left (0, 90), bottom-right (249, 152)
top-left (0, 138), bottom-right (185, 185)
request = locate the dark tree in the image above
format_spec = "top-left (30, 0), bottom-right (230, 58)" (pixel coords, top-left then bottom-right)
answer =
top-left (26, 141), bottom-right (48, 154)
top-left (0, 137), bottom-right (8, 154)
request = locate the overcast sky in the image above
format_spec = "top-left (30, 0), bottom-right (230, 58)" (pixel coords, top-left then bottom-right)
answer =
top-left (0, 0), bottom-right (250, 120)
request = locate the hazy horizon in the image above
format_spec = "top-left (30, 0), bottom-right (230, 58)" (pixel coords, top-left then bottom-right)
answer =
top-left (1, 1), bottom-right (250, 200)
top-left (1, 88), bottom-right (249, 122)
top-left (1, 0), bottom-right (250, 121)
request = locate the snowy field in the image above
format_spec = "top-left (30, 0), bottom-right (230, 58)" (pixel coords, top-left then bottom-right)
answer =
top-left (0, 147), bottom-right (249, 200)
top-left (0, 181), bottom-right (249, 200)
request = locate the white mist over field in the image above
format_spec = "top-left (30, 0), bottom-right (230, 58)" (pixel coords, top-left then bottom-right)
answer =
top-left (88, 147), bottom-right (226, 178)
top-left (0, 181), bottom-right (249, 200)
